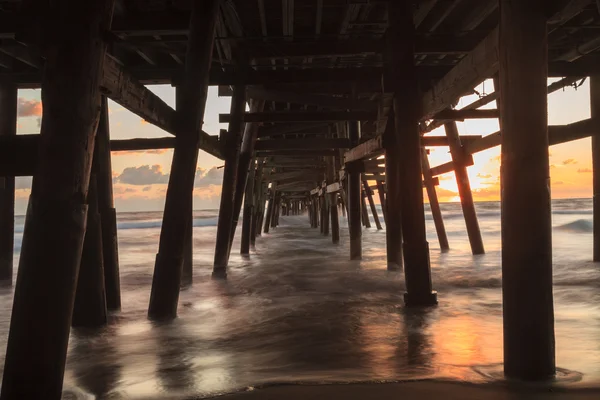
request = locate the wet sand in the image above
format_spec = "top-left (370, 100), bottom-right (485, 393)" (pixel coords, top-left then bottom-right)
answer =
top-left (214, 381), bottom-right (600, 400)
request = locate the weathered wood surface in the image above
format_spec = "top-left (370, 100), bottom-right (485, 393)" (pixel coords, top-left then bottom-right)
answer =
top-left (0, 84), bottom-right (15, 283)
top-left (499, 0), bottom-right (555, 381)
top-left (422, 28), bottom-right (499, 120)
top-left (255, 138), bottom-right (351, 151)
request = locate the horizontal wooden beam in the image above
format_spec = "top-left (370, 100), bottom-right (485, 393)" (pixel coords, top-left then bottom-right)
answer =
top-left (255, 138), bottom-right (351, 151)
top-left (221, 111), bottom-right (377, 123)
top-left (423, 135), bottom-right (483, 146)
top-left (210, 67), bottom-right (383, 86)
top-left (245, 87), bottom-right (377, 111)
top-left (344, 136), bottom-right (384, 164)
top-left (432, 109), bottom-right (499, 120)
top-left (326, 182), bottom-right (341, 193)
top-left (430, 155), bottom-right (475, 177)
top-left (101, 55), bottom-right (175, 134)
top-left (269, 170), bottom-right (324, 181)
top-left (421, 28), bottom-right (499, 120)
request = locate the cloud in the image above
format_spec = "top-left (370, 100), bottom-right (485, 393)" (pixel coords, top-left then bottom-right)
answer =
top-left (194, 166), bottom-right (224, 187)
top-left (562, 158), bottom-right (577, 165)
top-left (554, 181), bottom-right (565, 185)
top-left (143, 186), bottom-right (152, 192)
top-left (116, 165), bottom-right (169, 186)
top-left (17, 98), bottom-right (42, 117)
top-left (477, 173), bottom-right (492, 179)
top-left (578, 168), bottom-right (593, 173)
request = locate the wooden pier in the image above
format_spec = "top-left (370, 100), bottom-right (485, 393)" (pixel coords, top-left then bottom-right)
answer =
top-left (0, 0), bottom-right (599, 396)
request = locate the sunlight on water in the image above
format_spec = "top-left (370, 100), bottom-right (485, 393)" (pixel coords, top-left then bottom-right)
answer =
top-left (1, 200), bottom-right (600, 398)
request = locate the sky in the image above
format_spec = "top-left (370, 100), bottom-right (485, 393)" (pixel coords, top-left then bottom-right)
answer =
top-left (13, 79), bottom-right (595, 213)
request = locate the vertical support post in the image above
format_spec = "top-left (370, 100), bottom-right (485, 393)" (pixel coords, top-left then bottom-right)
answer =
top-left (240, 157), bottom-right (256, 255)
top-left (149, 0), bottom-right (219, 320)
top-left (72, 176), bottom-right (107, 328)
top-left (323, 194), bottom-right (330, 235)
top-left (388, 0), bottom-right (436, 305)
top-left (250, 160), bottom-right (264, 247)
top-left (376, 180), bottom-right (387, 225)
top-left (361, 190), bottom-right (371, 228)
top-left (177, 87), bottom-right (194, 288)
top-left (95, 96), bottom-right (121, 309)
top-left (0, 84), bottom-right (16, 283)
top-left (445, 122), bottom-right (484, 254)
top-left (0, 1), bottom-right (114, 397)
top-left (363, 180), bottom-right (382, 230)
top-left (421, 147), bottom-right (449, 252)
top-left (264, 188), bottom-right (275, 233)
top-left (229, 101), bottom-right (266, 250)
top-left (591, 76), bottom-right (600, 261)
top-left (384, 118), bottom-right (403, 270)
top-left (327, 157), bottom-right (340, 243)
top-left (348, 121), bottom-right (362, 260)
top-left (213, 85), bottom-right (246, 274)
top-left (499, 0), bottom-right (554, 380)
top-left (181, 209), bottom-right (193, 287)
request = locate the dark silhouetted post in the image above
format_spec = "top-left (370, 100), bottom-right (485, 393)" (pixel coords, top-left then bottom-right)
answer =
top-left (0, 84), bottom-right (16, 284)
top-left (241, 157), bottom-right (256, 255)
top-left (363, 180), bottom-right (382, 230)
top-left (149, 0), bottom-right (219, 320)
top-left (499, 0), bottom-right (555, 380)
top-left (384, 117), bottom-right (403, 270)
top-left (0, 1), bottom-right (115, 397)
top-left (95, 96), bottom-right (121, 309)
top-left (376, 180), bottom-right (387, 225)
top-left (388, 0), bottom-right (436, 306)
top-left (421, 147), bottom-right (449, 252)
top-left (445, 121), bottom-right (484, 254)
top-left (72, 176), bottom-right (107, 328)
top-left (348, 121), bottom-right (362, 259)
top-left (213, 85), bottom-right (246, 276)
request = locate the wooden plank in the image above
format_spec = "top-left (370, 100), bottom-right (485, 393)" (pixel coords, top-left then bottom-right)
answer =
top-left (433, 108), bottom-right (499, 120)
top-left (256, 150), bottom-right (337, 157)
top-left (259, 122), bottom-right (328, 137)
top-left (421, 28), bottom-right (499, 120)
top-left (326, 182), bottom-right (341, 193)
top-left (344, 136), bottom-right (383, 163)
top-left (220, 110), bottom-right (377, 123)
top-left (101, 55), bottom-right (175, 134)
top-left (422, 135), bottom-right (483, 146)
top-left (430, 154), bottom-right (474, 176)
top-left (255, 138), bottom-right (351, 151)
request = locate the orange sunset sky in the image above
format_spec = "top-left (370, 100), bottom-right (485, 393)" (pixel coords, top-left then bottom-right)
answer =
top-left (12, 78), bottom-right (595, 213)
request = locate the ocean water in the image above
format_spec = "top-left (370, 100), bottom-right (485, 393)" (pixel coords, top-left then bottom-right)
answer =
top-left (0, 199), bottom-right (599, 398)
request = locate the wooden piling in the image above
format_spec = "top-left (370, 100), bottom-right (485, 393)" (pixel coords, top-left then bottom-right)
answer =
top-left (241, 157), bottom-right (256, 255)
top-left (230, 101), bottom-right (266, 251)
top-left (148, 0), bottom-right (219, 320)
top-left (327, 157), bottom-right (340, 243)
top-left (376, 180), bottom-right (387, 225)
top-left (591, 76), bottom-right (600, 261)
top-left (421, 147), bottom-right (449, 252)
top-left (181, 209), bottom-right (193, 287)
top-left (499, 0), bottom-right (555, 380)
top-left (361, 190), bottom-right (371, 228)
top-left (323, 195), bottom-right (330, 235)
top-left (94, 96), bottom-right (121, 310)
top-left (0, 1), bottom-right (114, 397)
top-left (213, 85), bottom-right (246, 275)
top-left (0, 84), bottom-right (16, 284)
top-left (348, 121), bottom-right (362, 260)
top-left (388, 0), bottom-right (436, 306)
top-left (384, 118), bottom-right (403, 270)
top-left (250, 161), bottom-right (264, 246)
top-left (264, 189), bottom-right (275, 233)
top-left (72, 176), bottom-right (107, 328)
top-left (363, 180), bottom-right (382, 230)
top-left (445, 121), bottom-right (484, 254)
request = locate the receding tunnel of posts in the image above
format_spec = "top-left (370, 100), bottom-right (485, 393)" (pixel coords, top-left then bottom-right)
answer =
top-left (0, 0), bottom-right (598, 397)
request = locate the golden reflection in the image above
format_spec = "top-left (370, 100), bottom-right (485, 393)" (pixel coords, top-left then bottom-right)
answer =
top-left (432, 314), bottom-right (484, 368)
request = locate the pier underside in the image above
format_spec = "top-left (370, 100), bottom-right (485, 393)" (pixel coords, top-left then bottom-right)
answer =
top-left (0, 0), bottom-right (600, 397)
